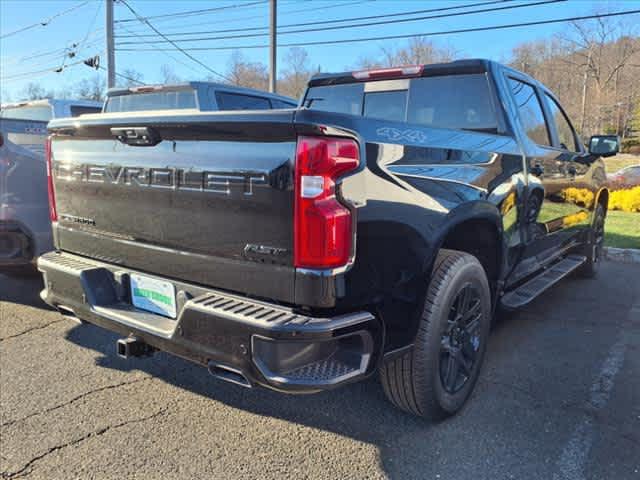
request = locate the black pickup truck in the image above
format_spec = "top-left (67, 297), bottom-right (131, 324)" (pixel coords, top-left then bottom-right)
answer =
top-left (39, 59), bottom-right (618, 418)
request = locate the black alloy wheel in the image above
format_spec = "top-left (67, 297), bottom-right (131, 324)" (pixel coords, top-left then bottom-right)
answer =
top-left (439, 283), bottom-right (482, 394)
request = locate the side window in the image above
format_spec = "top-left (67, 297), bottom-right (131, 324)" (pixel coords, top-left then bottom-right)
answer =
top-left (363, 90), bottom-right (407, 122)
top-left (508, 78), bottom-right (550, 146)
top-left (271, 99), bottom-right (296, 109)
top-left (544, 93), bottom-right (579, 151)
top-left (215, 92), bottom-right (271, 111)
top-left (69, 106), bottom-right (101, 117)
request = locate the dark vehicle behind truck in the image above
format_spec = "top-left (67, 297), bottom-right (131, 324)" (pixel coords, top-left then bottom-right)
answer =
top-left (39, 60), bottom-right (617, 418)
top-left (103, 82), bottom-right (297, 113)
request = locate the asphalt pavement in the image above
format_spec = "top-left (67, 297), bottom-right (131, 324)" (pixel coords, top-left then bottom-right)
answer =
top-left (1, 261), bottom-right (639, 479)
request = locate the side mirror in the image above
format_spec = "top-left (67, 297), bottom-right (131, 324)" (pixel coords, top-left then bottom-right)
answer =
top-left (588, 135), bottom-right (619, 157)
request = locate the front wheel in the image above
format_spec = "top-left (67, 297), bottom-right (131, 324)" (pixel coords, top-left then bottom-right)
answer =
top-left (380, 249), bottom-right (492, 419)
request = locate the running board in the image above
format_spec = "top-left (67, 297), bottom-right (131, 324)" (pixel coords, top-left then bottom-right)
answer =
top-left (500, 255), bottom-right (586, 309)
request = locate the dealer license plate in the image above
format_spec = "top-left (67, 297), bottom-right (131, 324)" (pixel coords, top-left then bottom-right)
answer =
top-left (130, 273), bottom-right (177, 319)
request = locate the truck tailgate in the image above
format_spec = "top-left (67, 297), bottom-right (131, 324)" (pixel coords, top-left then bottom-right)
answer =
top-left (48, 110), bottom-right (297, 303)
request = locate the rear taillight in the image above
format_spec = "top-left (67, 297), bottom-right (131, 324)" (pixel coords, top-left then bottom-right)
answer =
top-left (45, 135), bottom-right (57, 222)
top-left (294, 136), bottom-right (359, 269)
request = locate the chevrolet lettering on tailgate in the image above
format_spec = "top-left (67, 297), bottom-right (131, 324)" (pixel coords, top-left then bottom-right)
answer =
top-left (54, 163), bottom-right (266, 195)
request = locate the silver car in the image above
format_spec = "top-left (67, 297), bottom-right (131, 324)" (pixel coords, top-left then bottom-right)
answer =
top-left (0, 99), bottom-right (101, 271)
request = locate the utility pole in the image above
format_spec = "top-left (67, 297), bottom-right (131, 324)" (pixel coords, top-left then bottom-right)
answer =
top-left (269, 0), bottom-right (276, 93)
top-left (106, 0), bottom-right (116, 88)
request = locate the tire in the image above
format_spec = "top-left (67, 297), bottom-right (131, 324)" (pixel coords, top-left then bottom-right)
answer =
top-left (577, 203), bottom-right (605, 278)
top-left (380, 249), bottom-right (492, 419)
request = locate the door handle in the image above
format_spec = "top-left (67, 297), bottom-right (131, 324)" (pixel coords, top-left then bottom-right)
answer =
top-left (530, 164), bottom-right (544, 177)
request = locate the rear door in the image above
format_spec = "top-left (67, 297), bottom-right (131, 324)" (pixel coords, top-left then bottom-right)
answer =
top-left (505, 75), bottom-right (583, 257)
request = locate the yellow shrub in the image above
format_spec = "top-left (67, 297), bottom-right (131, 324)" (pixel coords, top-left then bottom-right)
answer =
top-left (560, 188), bottom-right (594, 208)
top-left (562, 210), bottom-right (589, 227)
top-left (610, 187), bottom-right (640, 213)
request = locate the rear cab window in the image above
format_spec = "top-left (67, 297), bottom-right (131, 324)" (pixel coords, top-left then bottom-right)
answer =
top-left (104, 88), bottom-right (197, 112)
top-left (304, 73), bottom-right (498, 133)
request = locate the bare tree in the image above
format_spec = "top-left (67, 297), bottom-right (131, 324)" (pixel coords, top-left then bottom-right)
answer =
top-left (510, 14), bottom-right (640, 139)
top-left (21, 82), bottom-right (53, 100)
top-left (74, 74), bottom-right (106, 101)
top-left (355, 37), bottom-right (458, 70)
top-left (117, 68), bottom-right (144, 87)
top-left (278, 47), bottom-right (311, 99)
top-left (224, 50), bottom-right (268, 90)
top-left (160, 64), bottom-right (181, 85)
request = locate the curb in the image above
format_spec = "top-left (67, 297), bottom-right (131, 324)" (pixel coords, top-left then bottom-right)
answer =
top-left (603, 247), bottom-right (640, 264)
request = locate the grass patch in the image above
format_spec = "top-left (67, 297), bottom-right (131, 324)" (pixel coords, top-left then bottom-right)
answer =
top-left (604, 210), bottom-right (640, 249)
top-left (532, 202), bottom-right (639, 249)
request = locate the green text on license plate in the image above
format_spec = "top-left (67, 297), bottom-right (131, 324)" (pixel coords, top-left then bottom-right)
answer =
top-left (130, 273), bottom-right (177, 318)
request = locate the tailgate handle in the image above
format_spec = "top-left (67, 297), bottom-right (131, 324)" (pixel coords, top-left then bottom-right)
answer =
top-left (111, 126), bottom-right (161, 146)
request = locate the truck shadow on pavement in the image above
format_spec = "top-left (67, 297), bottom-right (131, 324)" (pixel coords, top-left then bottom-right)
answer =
top-left (0, 273), bottom-right (52, 311)
top-left (62, 308), bottom-right (543, 479)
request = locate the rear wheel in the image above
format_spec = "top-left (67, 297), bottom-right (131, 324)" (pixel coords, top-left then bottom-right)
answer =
top-left (577, 203), bottom-right (605, 278)
top-left (380, 249), bottom-right (492, 418)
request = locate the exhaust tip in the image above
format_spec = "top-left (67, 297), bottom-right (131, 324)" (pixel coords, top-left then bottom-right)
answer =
top-left (207, 361), bottom-right (252, 388)
top-left (56, 305), bottom-right (84, 324)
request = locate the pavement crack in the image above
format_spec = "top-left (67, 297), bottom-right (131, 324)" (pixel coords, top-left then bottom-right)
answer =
top-left (0, 319), bottom-right (67, 342)
top-left (0, 377), bottom-right (153, 428)
top-left (1, 408), bottom-right (168, 479)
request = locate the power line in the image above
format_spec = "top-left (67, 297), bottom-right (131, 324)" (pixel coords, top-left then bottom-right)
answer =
top-left (116, 23), bottom-right (205, 77)
top-left (58, 2), bottom-right (102, 72)
top-left (118, 0), bottom-right (232, 82)
top-left (115, 0), bottom-right (561, 45)
top-left (115, 0), bottom-right (368, 34)
top-left (75, 2), bottom-right (104, 58)
top-left (116, 9), bottom-right (640, 52)
top-left (115, 0), bottom-right (266, 23)
top-left (98, 65), bottom-right (145, 85)
top-left (0, 59), bottom-right (87, 82)
top-left (115, 0), bottom-right (513, 39)
top-left (0, 1), bottom-right (90, 39)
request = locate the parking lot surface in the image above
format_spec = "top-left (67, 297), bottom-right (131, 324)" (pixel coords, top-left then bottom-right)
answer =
top-left (1, 261), bottom-right (639, 479)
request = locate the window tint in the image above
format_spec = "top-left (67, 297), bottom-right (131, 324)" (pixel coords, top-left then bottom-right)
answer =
top-left (105, 89), bottom-right (197, 112)
top-left (408, 74), bottom-right (498, 132)
top-left (70, 106), bottom-right (101, 117)
top-left (508, 78), bottom-right (550, 146)
top-left (306, 74), bottom-right (498, 132)
top-left (544, 93), bottom-right (578, 151)
top-left (0, 105), bottom-right (52, 121)
top-left (304, 83), bottom-right (363, 115)
top-left (271, 99), bottom-right (297, 109)
top-left (216, 92), bottom-right (270, 110)
top-left (364, 90), bottom-right (407, 122)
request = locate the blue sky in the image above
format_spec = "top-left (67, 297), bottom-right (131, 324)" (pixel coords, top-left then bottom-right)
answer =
top-left (1, 0), bottom-right (637, 101)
